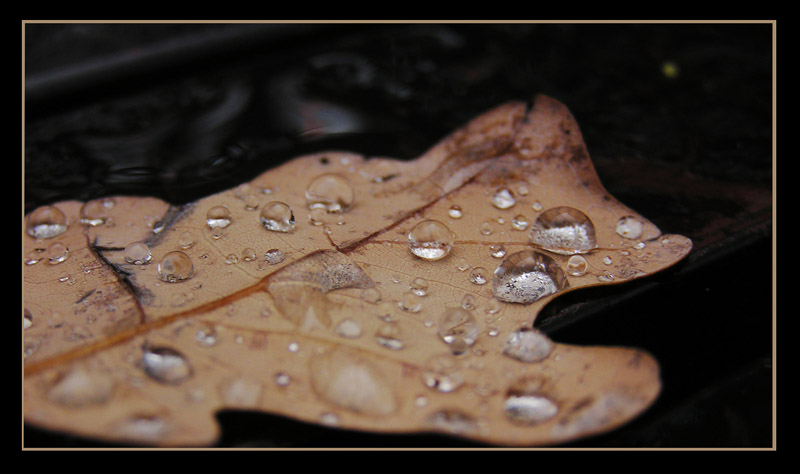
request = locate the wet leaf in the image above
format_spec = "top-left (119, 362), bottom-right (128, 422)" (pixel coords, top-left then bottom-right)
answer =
top-left (23, 95), bottom-right (691, 446)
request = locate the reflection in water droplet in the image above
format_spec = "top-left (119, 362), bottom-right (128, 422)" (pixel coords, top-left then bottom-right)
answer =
top-left (124, 242), bottom-right (151, 265)
top-left (46, 242), bottom-right (69, 265)
top-left (141, 346), bottom-right (192, 384)
top-left (410, 277), bottom-right (429, 296)
top-left (306, 173), bottom-right (354, 213)
top-left (491, 187), bottom-right (516, 209)
top-left (448, 205), bottom-right (463, 219)
top-left (408, 220), bottom-right (454, 261)
top-left (422, 354), bottom-right (465, 393)
top-left (26, 205), bottom-right (68, 239)
top-left (260, 201), bottom-right (295, 233)
top-left (438, 308), bottom-right (479, 353)
top-left (530, 207), bottom-right (597, 255)
top-left (47, 368), bottom-right (114, 407)
top-left (206, 205), bottom-right (232, 229)
top-left (503, 328), bottom-right (553, 363)
top-left (492, 250), bottom-right (567, 304)
top-left (469, 267), bottom-right (488, 285)
top-left (566, 255), bottom-right (588, 277)
top-left (616, 216), bottom-right (644, 240)
top-left (490, 244), bottom-right (507, 258)
top-left (156, 251), bottom-right (194, 282)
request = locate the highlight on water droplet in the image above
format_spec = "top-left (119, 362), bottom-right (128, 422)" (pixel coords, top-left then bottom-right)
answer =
top-left (469, 267), bottom-right (488, 285)
top-left (408, 219), bottom-right (454, 261)
top-left (156, 251), bottom-right (194, 283)
top-left (448, 205), bottom-right (463, 219)
top-left (529, 206), bottom-right (597, 255)
top-left (410, 277), bottom-right (429, 296)
top-left (615, 216), bottom-right (644, 240)
top-left (490, 244), bottom-right (507, 258)
top-left (437, 308), bottom-right (479, 354)
top-left (140, 345), bottom-right (192, 384)
top-left (512, 214), bottom-right (529, 231)
top-left (124, 242), bottom-right (151, 265)
top-left (566, 255), bottom-right (588, 277)
top-left (305, 173), bottom-right (355, 213)
top-left (206, 205), bottom-right (232, 229)
top-left (46, 241), bottom-right (69, 265)
top-left (491, 187), bottom-right (516, 209)
top-left (492, 250), bottom-right (567, 304)
top-left (260, 201), bottom-right (295, 233)
top-left (26, 205), bottom-right (68, 239)
top-left (503, 327), bottom-right (554, 363)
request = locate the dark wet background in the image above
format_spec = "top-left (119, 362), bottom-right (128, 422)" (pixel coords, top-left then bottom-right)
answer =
top-left (23, 22), bottom-right (774, 448)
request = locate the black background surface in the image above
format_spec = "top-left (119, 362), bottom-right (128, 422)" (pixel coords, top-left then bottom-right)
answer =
top-left (22, 22), bottom-right (774, 449)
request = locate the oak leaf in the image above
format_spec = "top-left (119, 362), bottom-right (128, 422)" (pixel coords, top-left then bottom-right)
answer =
top-left (23, 95), bottom-right (692, 446)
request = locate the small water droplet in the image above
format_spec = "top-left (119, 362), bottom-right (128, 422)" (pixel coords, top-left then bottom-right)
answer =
top-left (530, 207), bottom-right (597, 255)
top-left (288, 342), bottom-right (300, 353)
top-left (114, 415), bottom-right (166, 441)
top-left (241, 247), bottom-right (257, 262)
top-left (531, 201), bottom-right (543, 212)
top-left (415, 395), bottom-right (429, 407)
top-left (319, 412), bottom-right (340, 426)
top-left (218, 377), bottom-right (262, 407)
top-left (206, 205), bottom-right (232, 229)
top-left (427, 410), bottom-right (477, 434)
top-left (517, 184), bottom-right (530, 196)
top-left (505, 388), bottom-right (559, 425)
top-left (24, 309), bottom-right (33, 329)
top-left (598, 272), bottom-right (615, 282)
top-left (492, 250), bottom-right (567, 304)
top-left (274, 372), bottom-right (291, 387)
top-left (503, 328), bottom-right (553, 363)
top-left (511, 214), bottom-right (529, 231)
top-left (308, 207), bottom-right (327, 226)
top-left (305, 173), bottom-right (354, 213)
top-left (490, 244), bottom-right (507, 258)
top-left (566, 255), bottom-right (588, 277)
top-left (46, 368), bottom-right (115, 407)
top-left (456, 257), bottom-right (470, 271)
top-left (422, 354), bottom-right (465, 393)
top-left (410, 277), bottom-right (429, 296)
top-left (491, 187), bottom-right (516, 209)
top-left (260, 201), bottom-right (295, 233)
top-left (79, 200), bottom-right (110, 226)
top-left (460, 293), bottom-right (477, 310)
top-left (225, 253), bottom-right (239, 265)
top-left (360, 287), bottom-right (382, 304)
top-left (46, 241), bottom-right (69, 265)
top-left (616, 216), bottom-right (644, 240)
top-left (485, 298), bottom-right (502, 315)
top-left (438, 308), bottom-right (479, 352)
top-left (408, 220), bottom-right (455, 261)
top-left (243, 195), bottom-right (260, 210)
top-left (156, 251), bottom-right (194, 282)
top-left (448, 205), bottom-right (463, 219)
top-left (480, 221), bottom-right (493, 235)
top-left (141, 346), bottom-right (192, 384)
top-left (398, 291), bottom-right (422, 313)
top-left (375, 323), bottom-right (404, 350)
top-left (602, 256), bottom-right (613, 265)
top-left (24, 248), bottom-right (44, 265)
top-left (195, 327), bottom-right (218, 346)
top-left (634, 241), bottom-right (646, 250)
top-left (178, 231), bottom-right (196, 249)
top-left (469, 267), bottom-right (488, 285)
top-left (264, 248), bottom-right (286, 265)
top-left (26, 205), bottom-right (68, 239)
top-left (124, 242), bottom-right (151, 265)
top-left (335, 318), bottom-right (362, 338)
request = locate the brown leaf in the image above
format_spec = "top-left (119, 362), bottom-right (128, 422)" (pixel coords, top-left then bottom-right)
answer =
top-left (23, 95), bottom-right (691, 446)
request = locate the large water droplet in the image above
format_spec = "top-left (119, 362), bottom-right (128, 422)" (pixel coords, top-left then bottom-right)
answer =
top-left (309, 348), bottom-right (397, 416)
top-left (156, 251), bottom-right (194, 282)
top-left (616, 216), bottom-right (644, 240)
top-left (529, 206), bottom-right (597, 255)
top-left (124, 242), bottom-right (151, 265)
top-left (503, 328), bottom-right (554, 363)
top-left (141, 346), bottom-right (192, 384)
top-left (26, 205), bottom-right (68, 239)
top-left (260, 201), bottom-right (295, 233)
top-left (408, 219), bottom-right (454, 261)
top-left (491, 187), bottom-right (516, 209)
top-left (438, 308), bottom-right (479, 353)
top-left (305, 173), bottom-right (354, 213)
top-left (206, 205), bottom-right (232, 229)
top-left (492, 250), bottom-right (567, 304)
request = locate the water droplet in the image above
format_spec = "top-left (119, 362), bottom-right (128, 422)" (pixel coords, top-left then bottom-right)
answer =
top-left (46, 241), bottom-right (69, 265)
top-left (375, 323), bottom-right (405, 349)
top-left (407, 219), bottom-right (454, 261)
top-left (438, 308), bottom-right (479, 352)
top-left (503, 328), bottom-right (553, 363)
top-left (47, 368), bottom-right (114, 407)
top-left (26, 205), bottom-right (68, 239)
top-left (410, 277), bottom-right (429, 296)
top-left (517, 184), bottom-right (530, 196)
top-left (156, 251), bottom-right (194, 282)
top-left (24, 248), bottom-right (44, 265)
top-left (456, 258), bottom-right (470, 271)
top-left (309, 348), bottom-right (398, 416)
top-left (529, 207), bottom-right (597, 255)
top-left (263, 248), bottom-right (286, 265)
top-left (24, 309), bottom-right (33, 329)
top-left (616, 216), bottom-right (644, 240)
top-left (260, 201), bottom-right (295, 233)
top-left (505, 388), bottom-right (559, 425)
top-left (308, 207), bottom-right (327, 226)
top-left (241, 247), bottom-right (257, 262)
top-left (195, 327), bottom-right (218, 346)
top-left (634, 241), bottom-right (646, 250)
top-left (490, 244), bottom-right (507, 258)
top-left (225, 253), bottom-right (239, 265)
top-left (113, 415), bottom-right (166, 441)
top-left (422, 354), bottom-right (465, 393)
top-left (448, 205), bottom-right (463, 219)
top-left (566, 255), bottom-right (588, 277)
top-left (598, 272), bottom-right (615, 282)
top-left (480, 221), bottom-right (493, 235)
top-left (78, 200), bottom-right (110, 226)
top-left (305, 173), bottom-right (354, 213)
top-left (178, 231), bottom-right (196, 249)
top-left (469, 267), bottom-right (488, 285)
top-left (491, 187), bottom-right (516, 209)
top-left (427, 410), bottom-right (477, 434)
top-left (206, 205), bottom-right (232, 229)
top-left (124, 242), bottom-right (151, 265)
top-left (360, 287), bottom-right (382, 304)
top-left (274, 372), bottom-right (291, 387)
top-left (485, 298), bottom-right (502, 315)
top-left (335, 318), bottom-right (362, 338)
top-left (398, 291), bottom-right (423, 313)
top-left (141, 346), bottom-right (192, 384)
top-left (243, 195), bottom-right (260, 211)
top-left (602, 256), bottom-right (613, 265)
top-left (511, 214), bottom-right (529, 231)
top-left (460, 293), bottom-right (477, 310)
top-left (492, 250), bottom-right (567, 304)
top-left (319, 412), bottom-right (340, 426)
top-left (531, 201), bottom-right (543, 212)
top-left (218, 377), bottom-right (262, 407)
